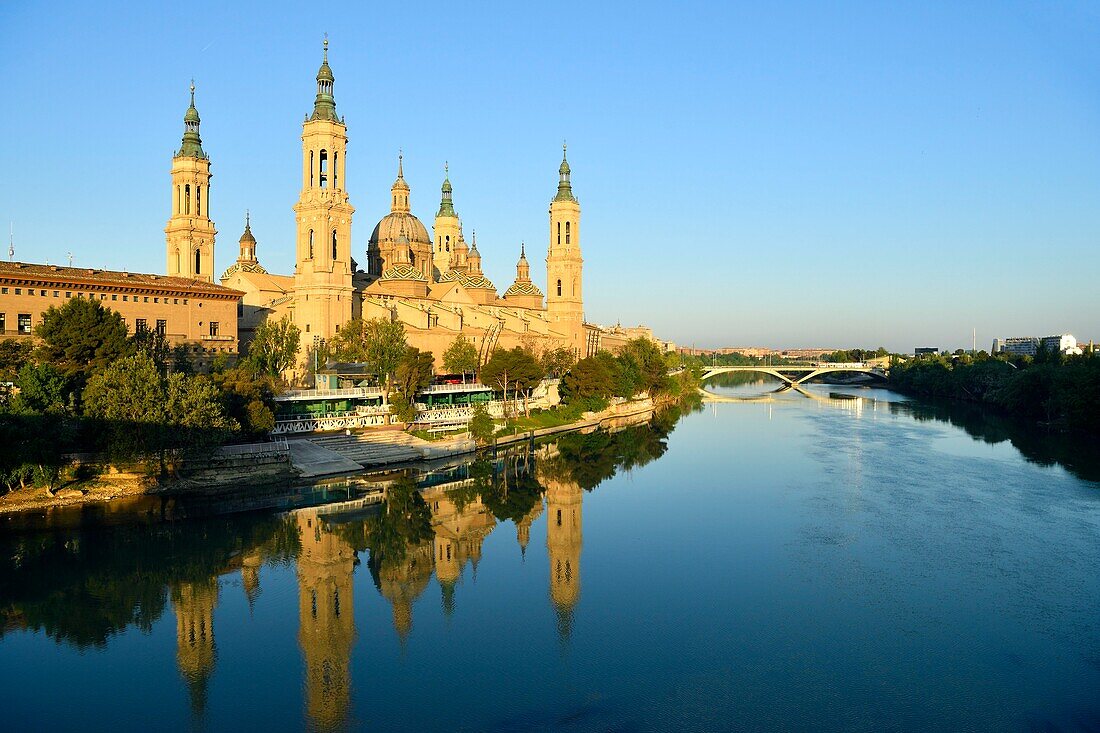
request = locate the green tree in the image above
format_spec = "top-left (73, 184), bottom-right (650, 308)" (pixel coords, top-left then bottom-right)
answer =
top-left (34, 297), bottom-right (132, 384)
top-left (130, 328), bottom-right (172, 374)
top-left (211, 364), bottom-right (280, 437)
top-left (82, 353), bottom-right (167, 463)
top-left (560, 354), bottom-right (616, 404)
top-left (11, 363), bottom-right (73, 414)
top-left (166, 373), bottom-right (236, 438)
top-left (442, 335), bottom-right (478, 381)
top-left (247, 316), bottom-right (300, 377)
top-left (468, 402), bottom-right (495, 444)
top-left (541, 346), bottom-right (576, 378)
top-left (390, 347), bottom-right (434, 422)
top-left (0, 339), bottom-right (33, 382)
top-left (481, 347), bottom-right (543, 416)
top-left (619, 338), bottom-right (671, 396)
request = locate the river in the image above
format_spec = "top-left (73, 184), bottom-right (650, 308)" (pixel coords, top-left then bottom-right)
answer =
top-left (1, 382), bottom-right (1098, 732)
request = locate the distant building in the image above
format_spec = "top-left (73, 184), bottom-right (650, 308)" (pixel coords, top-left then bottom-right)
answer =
top-left (992, 334), bottom-right (1080, 357)
top-left (914, 347), bottom-right (939, 357)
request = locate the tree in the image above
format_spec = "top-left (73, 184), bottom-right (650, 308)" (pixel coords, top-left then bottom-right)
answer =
top-left (211, 364), bottom-right (280, 437)
top-left (442, 335), bottom-right (478, 381)
top-left (620, 338), bottom-right (671, 396)
top-left (0, 339), bottom-right (33, 382)
top-left (560, 354), bottom-right (616, 404)
top-left (130, 328), bottom-right (172, 375)
top-left (11, 363), bottom-right (73, 415)
top-left (35, 297), bottom-right (132, 384)
top-left (541, 346), bottom-right (575, 378)
top-left (83, 353), bottom-right (167, 463)
top-left (468, 403), bottom-right (495, 445)
top-left (391, 347), bottom-right (434, 423)
top-left (247, 316), bottom-right (300, 377)
top-left (480, 347), bottom-right (543, 416)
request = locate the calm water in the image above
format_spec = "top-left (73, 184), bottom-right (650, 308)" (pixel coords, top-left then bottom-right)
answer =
top-left (2, 383), bottom-right (1099, 732)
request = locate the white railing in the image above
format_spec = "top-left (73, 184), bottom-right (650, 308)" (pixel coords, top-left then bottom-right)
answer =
top-left (272, 413), bottom-right (389, 434)
top-left (421, 383), bottom-right (491, 394)
top-left (276, 387), bottom-right (385, 402)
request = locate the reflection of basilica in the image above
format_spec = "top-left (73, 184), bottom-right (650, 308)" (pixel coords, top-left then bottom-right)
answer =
top-left (296, 509), bottom-right (358, 731)
top-left (168, 449), bottom-right (590, 728)
top-left (538, 449), bottom-right (584, 641)
top-left (171, 578), bottom-right (218, 717)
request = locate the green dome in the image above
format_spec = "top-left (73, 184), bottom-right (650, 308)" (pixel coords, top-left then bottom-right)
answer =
top-left (380, 263), bottom-right (428, 282)
top-left (317, 60), bottom-right (334, 82)
top-left (184, 104), bottom-right (200, 124)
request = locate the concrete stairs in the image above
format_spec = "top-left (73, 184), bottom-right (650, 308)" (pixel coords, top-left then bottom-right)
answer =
top-left (307, 431), bottom-right (436, 467)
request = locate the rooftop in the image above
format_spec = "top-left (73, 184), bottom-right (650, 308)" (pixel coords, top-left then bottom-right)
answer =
top-left (0, 261), bottom-right (244, 298)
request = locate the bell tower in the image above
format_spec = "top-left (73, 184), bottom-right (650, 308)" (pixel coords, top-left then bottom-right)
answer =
top-left (433, 163), bottom-right (460, 280)
top-left (165, 82), bottom-right (216, 281)
top-left (293, 38), bottom-right (355, 344)
top-left (546, 144), bottom-right (584, 355)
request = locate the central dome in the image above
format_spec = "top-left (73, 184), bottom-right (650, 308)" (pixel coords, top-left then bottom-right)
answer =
top-left (369, 211), bottom-right (430, 248)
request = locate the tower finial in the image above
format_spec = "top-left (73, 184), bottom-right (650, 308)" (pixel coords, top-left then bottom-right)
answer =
top-left (245, 209), bottom-right (250, 228)
top-left (398, 149), bottom-right (404, 178)
top-left (445, 161), bottom-right (449, 176)
top-left (520, 241), bottom-right (525, 257)
top-left (563, 140), bottom-right (567, 158)
top-left (190, 79), bottom-right (196, 104)
top-left (323, 33), bottom-right (328, 62)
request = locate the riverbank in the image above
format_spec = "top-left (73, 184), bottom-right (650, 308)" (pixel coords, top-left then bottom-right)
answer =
top-left (0, 396), bottom-right (667, 516)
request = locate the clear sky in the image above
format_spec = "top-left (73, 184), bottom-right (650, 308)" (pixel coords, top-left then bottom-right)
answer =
top-left (1, 1), bottom-right (1098, 352)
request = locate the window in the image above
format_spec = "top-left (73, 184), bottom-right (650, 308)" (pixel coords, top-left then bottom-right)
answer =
top-left (209, 321), bottom-right (219, 337)
top-left (184, 184), bottom-right (191, 215)
top-left (557, 279), bottom-right (562, 297)
top-left (155, 319), bottom-right (166, 336)
top-left (196, 185), bottom-right (201, 216)
top-left (53, 291), bottom-right (59, 298)
top-left (310, 151), bottom-right (314, 187)
top-left (309, 230), bottom-right (314, 259)
top-left (122, 295), bottom-right (128, 302)
top-left (136, 319), bottom-right (147, 332)
top-left (305, 324), bottom-right (310, 333)
top-left (333, 151), bottom-right (338, 188)
top-left (332, 230), bottom-right (338, 259)
top-left (18, 314), bottom-right (31, 334)
top-left (557, 222), bottom-right (561, 244)
top-left (319, 149), bottom-right (328, 188)
top-left (143, 297), bottom-right (149, 303)
top-left (14, 288), bottom-right (20, 295)
top-left (565, 221), bottom-right (571, 244)
top-left (111, 294), bottom-right (117, 301)
top-left (65, 291), bottom-right (71, 298)
top-left (0, 314), bottom-right (5, 332)
top-left (100, 294), bottom-right (106, 300)
top-left (154, 297), bottom-right (159, 303)
top-left (194, 249), bottom-right (201, 274)
top-left (0, 288), bottom-right (6, 294)
top-left (174, 299), bottom-right (179, 305)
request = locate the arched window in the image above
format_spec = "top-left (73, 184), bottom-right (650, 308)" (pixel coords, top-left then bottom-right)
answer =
top-left (176, 250), bottom-right (180, 272)
top-left (331, 230), bottom-right (338, 260)
top-left (310, 151), bottom-right (315, 187)
top-left (565, 221), bottom-right (571, 244)
top-left (196, 185), bottom-right (202, 216)
top-left (572, 278), bottom-right (577, 296)
top-left (333, 151), bottom-right (339, 188)
top-left (184, 184), bottom-right (191, 215)
top-left (176, 185), bottom-right (181, 214)
top-left (556, 279), bottom-right (562, 297)
top-left (194, 249), bottom-right (201, 274)
top-left (308, 229), bottom-right (314, 259)
top-left (557, 222), bottom-right (561, 244)
top-left (445, 235), bottom-right (450, 250)
top-left (319, 150), bottom-right (328, 188)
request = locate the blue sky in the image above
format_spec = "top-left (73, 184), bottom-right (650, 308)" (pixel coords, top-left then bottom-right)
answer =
top-left (1, 1), bottom-right (1098, 351)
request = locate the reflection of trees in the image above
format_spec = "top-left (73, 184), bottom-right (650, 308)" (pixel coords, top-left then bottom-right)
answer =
top-left (890, 399), bottom-right (1100, 483)
top-left (549, 412), bottom-right (679, 491)
top-left (0, 513), bottom-right (289, 649)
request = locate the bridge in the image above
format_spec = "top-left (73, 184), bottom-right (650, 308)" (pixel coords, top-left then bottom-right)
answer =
top-left (699, 363), bottom-right (887, 387)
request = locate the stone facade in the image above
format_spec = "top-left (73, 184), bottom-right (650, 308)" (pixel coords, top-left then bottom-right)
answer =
top-left (218, 42), bottom-right (603, 371)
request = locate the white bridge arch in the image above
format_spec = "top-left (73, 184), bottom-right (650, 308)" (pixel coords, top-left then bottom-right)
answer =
top-left (699, 363), bottom-right (887, 387)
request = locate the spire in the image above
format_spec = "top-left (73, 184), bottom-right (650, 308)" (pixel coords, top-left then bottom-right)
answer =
top-left (516, 242), bottom-right (530, 282)
top-left (310, 36), bottom-right (339, 122)
top-left (176, 80), bottom-right (206, 158)
top-left (437, 162), bottom-right (455, 217)
top-left (467, 231), bottom-right (481, 274)
top-left (390, 151), bottom-right (410, 213)
top-left (555, 142), bottom-right (575, 202)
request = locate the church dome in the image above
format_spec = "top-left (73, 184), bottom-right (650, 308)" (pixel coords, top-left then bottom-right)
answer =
top-left (369, 211), bottom-right (431, 249)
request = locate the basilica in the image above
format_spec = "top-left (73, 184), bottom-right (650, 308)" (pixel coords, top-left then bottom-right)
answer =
top-left (165, 41), bottom-right (607, 368)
